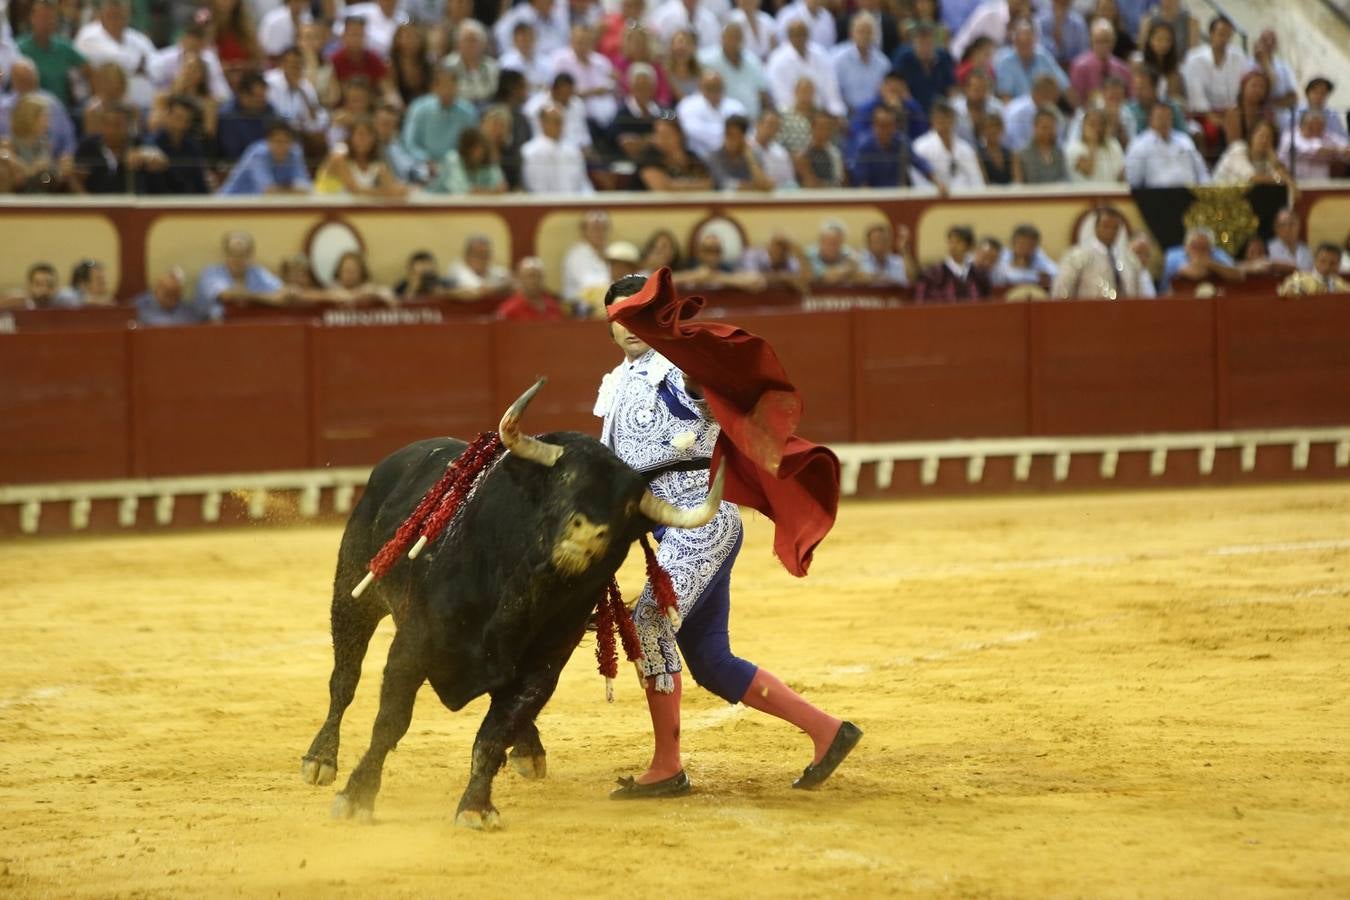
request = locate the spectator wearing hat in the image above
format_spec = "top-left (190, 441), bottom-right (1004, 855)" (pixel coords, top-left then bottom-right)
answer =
top-left (217, 120), bottom-right (312, 194)
top-left (497, 258), bottom-right (565, 322)
top-left (1285, 77), bottom-right (1346, 143)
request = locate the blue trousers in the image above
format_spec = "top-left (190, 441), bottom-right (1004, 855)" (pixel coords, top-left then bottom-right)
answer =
top-left (674, 530), bottom-right (758, 703)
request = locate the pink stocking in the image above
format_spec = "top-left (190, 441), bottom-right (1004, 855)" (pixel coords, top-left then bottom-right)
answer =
top-left (739, 668), bottom-right (842, 764)
top-left (638, 672), bottom-right (683, 783)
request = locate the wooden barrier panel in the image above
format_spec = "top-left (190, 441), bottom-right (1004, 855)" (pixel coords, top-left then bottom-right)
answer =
top-left (1219, 295), bottom-right (1350, 429)
top-left (491, 320), bottom-right (618, 436)
top-left (310, 323), bottom-right (497, 466)
top-left (852, 303), bottom-right (1030, 442)
top-left (734, 311), bottom-right (855, 443)
top-left (1029, 299), bottom-right (1217, 436)
top-left (0, 330), bottom-right (131, 484)
top-left (130, 324), bottom-right (311, 476)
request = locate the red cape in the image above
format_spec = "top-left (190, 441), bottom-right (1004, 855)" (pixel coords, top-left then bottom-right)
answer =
top-left (607, 268), bottom-right (840, 577)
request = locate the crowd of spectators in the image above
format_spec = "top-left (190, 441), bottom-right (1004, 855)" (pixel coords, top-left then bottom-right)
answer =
top-left (1, 0), bottom-right (1348, 197)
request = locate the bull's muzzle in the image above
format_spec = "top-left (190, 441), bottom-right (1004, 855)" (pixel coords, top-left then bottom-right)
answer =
top-left (552, 513), bottom-right (612, 575)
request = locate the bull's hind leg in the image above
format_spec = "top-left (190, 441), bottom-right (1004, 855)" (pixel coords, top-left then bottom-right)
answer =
top-left (301, 591), bottom-right (387, 786)
top-left (508, 720), bottom-right (547, 780)
top-left (331, 627), bottom-right (427, 822)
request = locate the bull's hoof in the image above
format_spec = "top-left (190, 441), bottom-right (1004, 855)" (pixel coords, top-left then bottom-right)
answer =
top-left (510, 752), bottom-right (547, 780)
top-left (301, 757), bottom-right (337, 786)
top-left (455, 807), bottom-right (502, 831)
top-left (330, 793), bottom-right (374, 824)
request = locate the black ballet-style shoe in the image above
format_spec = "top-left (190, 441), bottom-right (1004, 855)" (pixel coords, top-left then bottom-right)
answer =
top-left (609, 769), bottom-right (692, 800)
top-left (793, 721), bottom-right (863, 790)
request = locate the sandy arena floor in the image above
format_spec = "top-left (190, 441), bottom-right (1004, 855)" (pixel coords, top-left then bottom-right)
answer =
top-left (0, 484), bottom-right (1347, 898)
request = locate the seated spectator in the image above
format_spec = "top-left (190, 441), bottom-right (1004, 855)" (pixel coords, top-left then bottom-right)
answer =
top-left (1139, 17), bottom-right (1187, 102)
top-left (1065, 107), bottom-right (1124, 183)
top-left (857, 222), bottom-right (914, 286)
top-left (394, 250), bottom-right (448, 298)
top-left (807, 221), bottom-right (859, 285)
top-left (741, 231), bottom-right (809, 291)
top-left (402, 62), bottom-right (479, 178)
top-left (316, 116), bottom-right (408, 198)
top-left (608, 63), bottom-right (667, 162)
top-left (499, 21), bottom-right (551, 93)
top-left (1068, 75), bottom-right (1135, 148)
top-left (497, 257), bottom-right (564, 321)
top-left (74, 0), bottom-right (155, 110)
top-left (1125, 67), bottom-right (1184, 138)
top-left (698, 21), bottom-right (770, 119)
top-left (1003, 73), bottom-right (1063, 153)
top-left (387, 22), bottom-right (432, 108)
top-left (373, 101), bottom-right (424, 184)
top-left (775, 0), bottom-right (836, 49)
top-left (673, 231), bottom-right (766, 291)
top-left (1040, 0), bottom-right (1089, 70)
top-left (604, 240), bottom-right (642, 282)
top-left (135, 268), bottom-right (214, 326)
top-left (794, 111), bottom-right (846, 189)
top-left (915, 225), bottom-right (992, 302)
top-left (1284, 77), bottom-right (1347, 143)
top-left (444, 20), bottom-right (499, 109)
top-left (727, 0), bottom-right (777, 61)
top-left (1068, 18), bottom-right (1131, 105)
top-left (1124, 101), bottom-right (1209, 188)
top-left (1212, 119), bottom-right (1290, 186)
top-left (994, 224), bottom-right (1057, 288)
top-left (147, 52), bottom-right (222, 146)
top-left (331, 250), bottom-right (395, 304)
top-left (6, 262), bottom-right (62, 309)
top-left (767, 19), bottom-right (846, 118)
top-left (145, 95), bottom-right (209, 194)
top-left (298, 20), bottom-right (341, 108)
top-left (196, 231), bottom-right (288, 316)
top-left (328, 16), bottom-right (392, 95)
top-left (73, 104), bottom-right (165, 194)
top-left (446, 234), bottom-right (511, 295)
top-left (0, 58), bottom-right (77, 159)
top-left (973, 236), bottom-right (1003, 286)
top-left (523, 73), bottom-right (591, 151)
top-left (1052, 206), bottom-right (1148, 299)
top-left (640, 228), bottom-right (683, 272)
top-left (994, 17), bottom-right (1070, 101)
top-left (53, 258), bottom-right (113, 307)
top-left (327, 75), bottom-right (378, 149)
top-left (955, 35), bottom-right (997, 89)
top-left (637, 118), bottom-right (712, 191)
top-left (1129, 234), bottom-right (1159, 298)
top-left (426, 126), bottom-right (504, 194)
top-left (1278, 110), bottom-right (1350, 181)
top-left (890, 21), bottom-right (954, 116)
top-left (259, 0), bottom-right (311, 61)
top-left (953, 69), bottom-right (1004, 144)
top-left (914, 101), bottom-right (985, 189)
top-left (1181, 15), bottom-right (1249, 151)
top-left (647, 0), bottom-right (719, 49)
top-left (490, 73), bottom-right (533, 190)
top-left (1223, 69), bottom-right (1275, 148)
top-left (1249, 28), bottom-right (1297, 111)
top-left (1267, 209), bottom-right (1313, 271)
top-left (778, 77), bottom-right (817, 155)
top-left (976, 113), bottom-right (1013, 184)
top-left (1159, 226), bottom-right (1243, 294)
top-left (951, 0), bottom-right (1030, 62)
top-left (562, 211), bottom-right (612, 303)
top-left (218, 120), bottom-right (312, 195)
top-left (1013, 108), bottom-right (1069, 184)
top-left (849, 73), bottom-right (928, 153)
top-left (217, 70), bottom-right (276, 161)
top-left (265, 45), bottom-right (329, 155)
top-left (1276, 243), bottom-right (1350, 296)
top-left (832, 13), bottom-right (890, 114)
top-left (279, 254), bottom-right (317, 290)
top-left (147, 24), bottom-right (229, 104)
top-left (552, 24), bottom-right (617, 131)
top-left (81, 60), bottom-right (130, 136)
top-left (18, 0), bottom-right (90, 112)
top-left (0, 94), bottom-right (74, 193)
top-left (662, 28), bottom-right (702, 104)
top-left (676, 69), bottom-right (746, 160)
top-left (493, 0), bottom-right (568, 63)
top-left (849, 104), bottom-right (932, 188)
top-left (703, 114), bottom-right (772, 192)
top-left (614, 23), bottom-right (667, 108)
top-left (521, 102), bottom-right (593, 194)
top-left (749, 108), bottom-right (797, 189)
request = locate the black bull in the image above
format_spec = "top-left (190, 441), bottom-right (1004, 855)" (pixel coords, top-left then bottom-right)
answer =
top-left (300, 381), bottom-right (723, 829)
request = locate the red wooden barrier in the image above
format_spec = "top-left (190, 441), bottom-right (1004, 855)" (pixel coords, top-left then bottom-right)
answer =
top-left (130, 324), bottom-right (311, 476)
top-left (0, 330), bottom-right (131, 482)
top-left (491, 320), bottom-right (616, 437)
top-left (1029, 299), bottom-right (1217, 435)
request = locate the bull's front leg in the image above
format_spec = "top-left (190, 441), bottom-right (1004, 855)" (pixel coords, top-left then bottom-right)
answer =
top-left (456, 649), bottom-right (570, 830)
top-left (508, 720), bottom-right (547, 780)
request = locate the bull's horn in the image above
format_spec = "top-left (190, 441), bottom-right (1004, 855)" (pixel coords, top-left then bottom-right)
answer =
top-left (640, 465), bottom-right (725, 529)
top-left (499, 377), bottom-right (564, 466)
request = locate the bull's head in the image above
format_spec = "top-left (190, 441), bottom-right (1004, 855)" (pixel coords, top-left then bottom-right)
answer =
top-left (499, 379), bottom-right (725, 577)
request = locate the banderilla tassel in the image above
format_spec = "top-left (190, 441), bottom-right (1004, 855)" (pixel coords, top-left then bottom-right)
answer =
top-left (640, 534), bottom-right (682, 630)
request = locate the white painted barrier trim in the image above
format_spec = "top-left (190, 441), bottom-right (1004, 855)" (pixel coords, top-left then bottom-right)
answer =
top-left (2, 428), bottom-right (1348, 533)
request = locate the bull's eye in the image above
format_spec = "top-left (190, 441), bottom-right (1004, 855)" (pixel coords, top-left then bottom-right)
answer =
top-left (558, 469), bottom-right (577, 487)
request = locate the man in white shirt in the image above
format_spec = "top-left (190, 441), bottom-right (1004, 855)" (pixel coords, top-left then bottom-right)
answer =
top-left (675, 70), bottom-right (746, 158)
top-left (522, 73), bottom-right (591, 149)
top-left (148, 25), bottom-right (231, 102)
top-left (75, 0), bottom-right (157, 110)
top-left (498, 20), bottom-right (551, 91)
top-left (912, 101), bottom-right (984, 189)
top-left (1052, 206), bottom-right (1150, 300)
top-left (259, 0), bottom-right (311, 59)
top-left (830, 13), bottom-right (889, 113)
top-left (1181, 15), bottom-right (1248, 119)
top-left (951, 0), bottom-right (1034, 61)
top-left (1278, 110), bottom-right (1350, 181)
top-left (339, 0), bottom-right (409, 58)
top-left (750, 108), bottom-right (797, 188)
top-left (494, 0), bottom-right (568, 61)
top-left (953, 69), bottom-right (1005, 144)
top-left (447, 235), bottom-right (512, 293)
top-left (522, 102), bottom-right (594, 194)
top-left (1266, 208), bottom-right (1314, 271)
top-left (646, 0), bottom-right (721, 48)
top-left (765, 18), bottom-right (846, 118)
top-left (1124, 101), bottom-right (1209, 188)
top-left (727, 0), bottom-right (778, 60)
top-left (775, 0), bottom-right (835, 50)
top-left (698, 21), bottom-right (772, 120)
top-left (1250, 28), bottom-right (1296, 110)
top-left (265, 46), bottom-right (329, 139)
top-left (561, 210), bottom-right (611, 302)
top-left (549, 24), bottom-right (617, 127)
